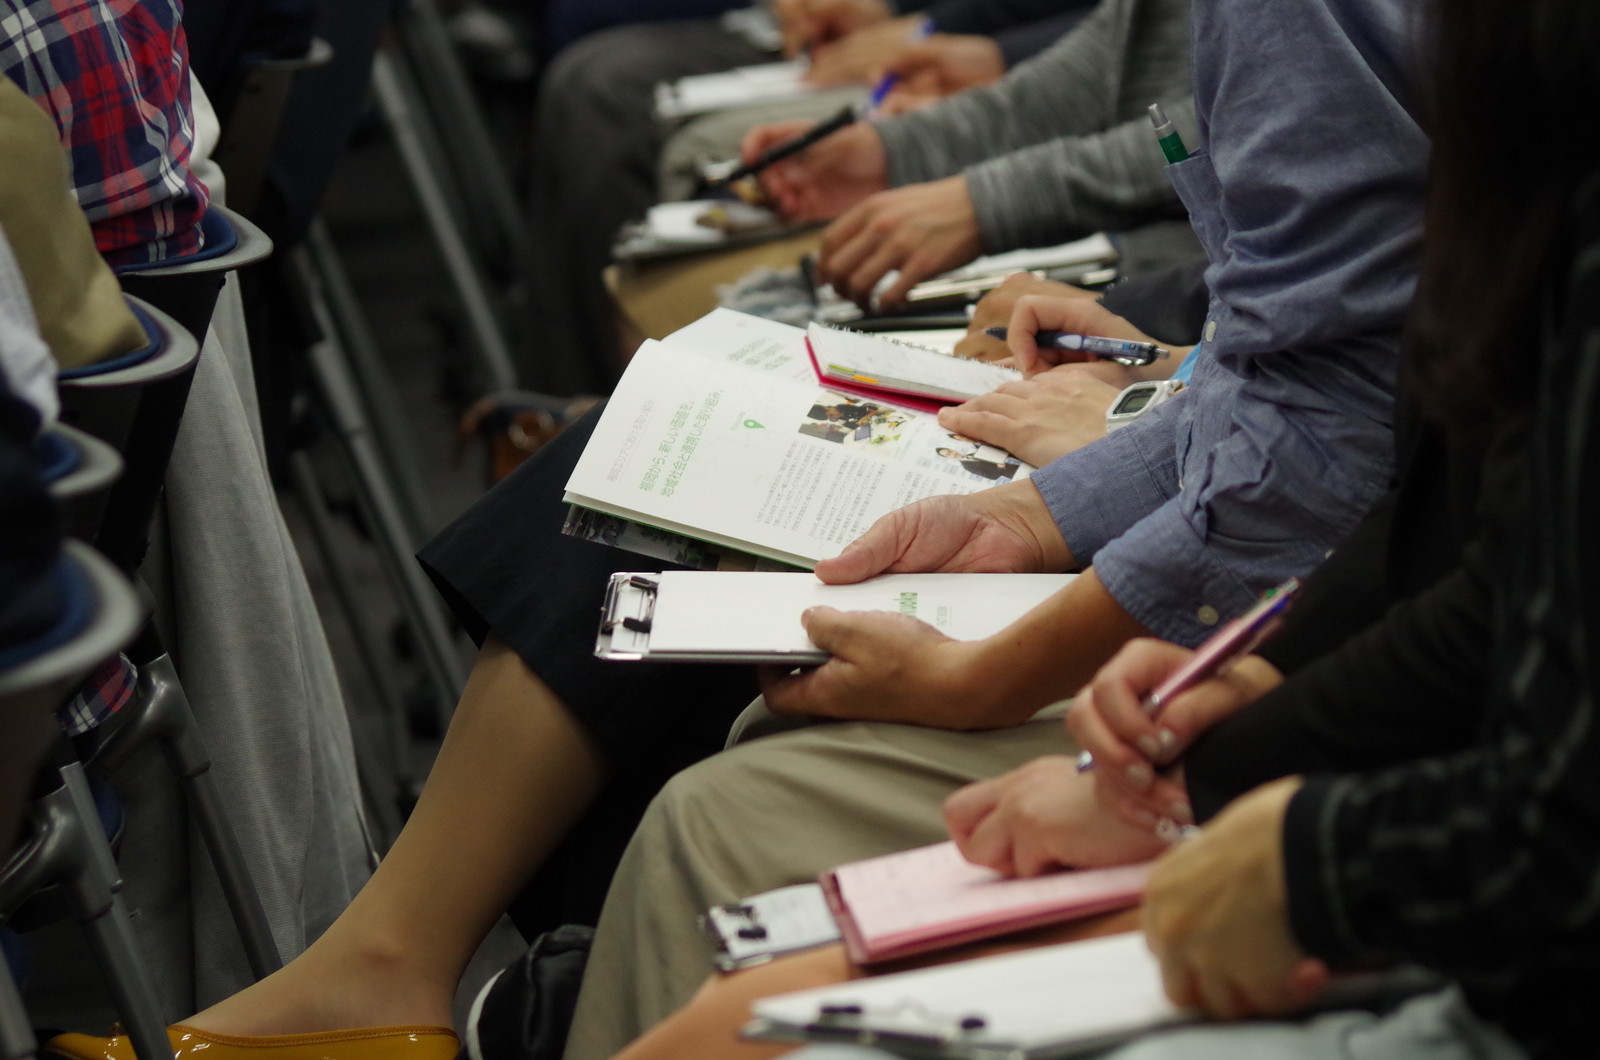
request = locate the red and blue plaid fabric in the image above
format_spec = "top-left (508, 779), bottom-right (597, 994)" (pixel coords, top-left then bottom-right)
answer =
top-left (0, 0), bottom-right (209, 267)
top-left (59, 651), bottom-right (136, 736)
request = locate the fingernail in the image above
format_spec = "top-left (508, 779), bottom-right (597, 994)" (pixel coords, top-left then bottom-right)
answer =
top-left (1136, 735), bottom-right (1162, 759)
top-left (1125, 763), bottom-right (1153, 790)
top-left (1157, 728), bottom-right (1179, 753)
top-left (1169, 802), bottom-right (1194, 824)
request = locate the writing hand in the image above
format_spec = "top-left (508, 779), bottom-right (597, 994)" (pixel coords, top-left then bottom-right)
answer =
top-left (814, 480), bottom-right (1071, 586)
top-left (805, 15), bottom-right (928, 86)
top-left (871, 34), bottom-right (1004, 106)
top-left (745, 120), bottom-right (887, 223)
top-left (817, 176), bottom-right (982, 308)
top-left (937, 367), bottom-right (1127, 466)
top-left (1007, 294), bottom-right (1166, 376)
top-left (1143, 777), bottom-right (1329, 1019)
top-left (1067, 639), bottom-right (1283, 828)
top-left (954, 274), bottom-right (1102, 362)
top-left (945, 756), bottom-right (1169, 877)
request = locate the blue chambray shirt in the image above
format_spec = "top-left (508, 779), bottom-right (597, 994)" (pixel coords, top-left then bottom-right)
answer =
top-left (1031, 0), bottom-right (1427, 646)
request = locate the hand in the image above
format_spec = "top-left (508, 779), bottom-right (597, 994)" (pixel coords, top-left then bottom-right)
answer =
top-left (815, 480), bottom-right (1072, 585)
top-left (746, 120), bottom-right (887, 223)
top-left (1068, 640), bottom-right (1283, 828)
top-left (758, 607), bottom-right (1003, 728)
top-left (1007, 294), bottom-right (1167, 376)
top-left (805, 16), bottom-right (928, 86)
top-left (1143, 777), bottom-right (1329, 1019)
top-left (818, 176), bottom-right (982, 308)
top-left (774, 0), bottom-right (892, 57)
top-left (954, 274), bottom-right (1102, 362)
top-left (945, 756), bottom-right (1170, 876)
top-left (936, 367), bottom-right (1128, 466)
top-left (873, 34), bottom-right (1004, 106)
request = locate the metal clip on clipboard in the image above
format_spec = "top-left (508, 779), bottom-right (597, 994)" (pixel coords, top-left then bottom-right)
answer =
top-left (596, 574), bottom-right (659, 659)
top-left (700, 884), bottom-right (841, 971)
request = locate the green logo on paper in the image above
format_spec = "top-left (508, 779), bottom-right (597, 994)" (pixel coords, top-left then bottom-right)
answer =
top-left (743, 419), bottom-right (765, 429)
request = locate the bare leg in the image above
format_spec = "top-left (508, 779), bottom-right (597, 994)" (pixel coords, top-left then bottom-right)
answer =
top-left (186, 637), bottom-right (607, 1034)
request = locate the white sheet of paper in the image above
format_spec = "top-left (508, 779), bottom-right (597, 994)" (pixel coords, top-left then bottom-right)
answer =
top-left (808, 324), bottom-right (1020, 402)
top-left (706, 883), bottom-right (841, 967)
top-left (750, 931), bottom-right (1187, 1055)
top-left (642, 572), bottom-right (1074, 655)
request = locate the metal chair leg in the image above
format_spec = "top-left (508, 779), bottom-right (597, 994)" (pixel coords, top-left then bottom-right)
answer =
top-left (0, 766), bottom-right (170, 1060)
top-left (371, 50), bottom-right (519, 392)
top-left (90, 655), bottom-right (284, 981)
top-left (294, 245), bottom-right (469, 724)
top-left (0, 957), bottom-right (36, 1060)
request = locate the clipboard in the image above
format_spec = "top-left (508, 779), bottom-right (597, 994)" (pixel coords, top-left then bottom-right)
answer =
top-left (595, 571), bottom-right (1078, 664)
top-left (700, 883), bottom-right (842, 971)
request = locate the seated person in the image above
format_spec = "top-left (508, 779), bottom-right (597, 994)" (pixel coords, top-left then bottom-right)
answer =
top-left (555, 0), bottom-right (1426, 1053)
top-left (743, 0), bottom-right (1196, 311)
top-left (526, 0), bottom-right (1110, 391)
top-left (44, 0), bottom-right (1415, 1052)
top-left (0, 0), bottom-right (209, 267)
top-left (596, 8), bottom-right (1600, 1055)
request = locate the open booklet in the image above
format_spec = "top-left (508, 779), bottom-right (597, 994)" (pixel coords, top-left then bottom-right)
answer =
top-left (614, 200), bottom-right (798, 261)
top-left (822, 841), bottom-right (1148, 966)
top-left (746, 931), bottom-right (1187, 1059)
top-left (596, 572), bottom-right (1074, 662)
top-left (563, 310), bottom-right (1032, 569)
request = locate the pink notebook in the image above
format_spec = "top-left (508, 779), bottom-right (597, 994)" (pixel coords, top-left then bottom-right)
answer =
top-left (819, 841), bottom-right (1149, 965)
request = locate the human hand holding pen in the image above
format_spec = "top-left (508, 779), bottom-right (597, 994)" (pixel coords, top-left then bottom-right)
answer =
top-left (868, 34), bottom-right (1005, 114)
top-left (1067, 640), bottom-right (1283, 830)
top-left (743, 119), bottom-right (886, 222)
top-left (1005, 295), bottom-right (1186, 376)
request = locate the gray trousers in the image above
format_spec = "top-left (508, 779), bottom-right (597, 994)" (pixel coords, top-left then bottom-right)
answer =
top-left (562, 712), bottom-right (1075, 1060)
top-left (524, 20), bottom-right (770, 393)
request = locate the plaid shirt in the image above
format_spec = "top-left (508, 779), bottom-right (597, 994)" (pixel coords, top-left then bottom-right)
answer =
top-left (0, 0), bottom-right (209, 267)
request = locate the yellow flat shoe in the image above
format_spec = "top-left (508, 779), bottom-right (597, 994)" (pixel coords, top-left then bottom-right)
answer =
top-left (43, 1023), bottom-right (460, 1060)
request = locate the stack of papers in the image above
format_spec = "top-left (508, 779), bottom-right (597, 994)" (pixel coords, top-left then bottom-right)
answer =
top-left (656, 61), bottom-right (820, 120)
top-left (822, 841), bottom-right (1149, 964)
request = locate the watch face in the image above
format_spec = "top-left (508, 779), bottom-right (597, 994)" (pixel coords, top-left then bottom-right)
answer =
top-left (1114, 387), bottom-right (1156, 415)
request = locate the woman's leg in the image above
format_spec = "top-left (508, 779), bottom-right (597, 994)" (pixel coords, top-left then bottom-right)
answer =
top-left (185, 637), bottom-right (606, 1034)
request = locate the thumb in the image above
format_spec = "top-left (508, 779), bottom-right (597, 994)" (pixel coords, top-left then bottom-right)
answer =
top-left (815, 510), bottom-right (912, 583)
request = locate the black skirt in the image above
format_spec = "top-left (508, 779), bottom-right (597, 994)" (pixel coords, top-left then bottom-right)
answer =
top-left (417, 402), bottom-right (758, 931)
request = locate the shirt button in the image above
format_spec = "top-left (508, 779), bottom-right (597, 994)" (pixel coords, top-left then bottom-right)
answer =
top-left (1203, 320), bottom-right (1217, 342)
top-left (1196, 605), bottom-right (1220, 626)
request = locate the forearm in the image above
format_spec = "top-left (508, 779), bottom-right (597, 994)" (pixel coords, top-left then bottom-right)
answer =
top-left (962, 113), bottom-right (1188, 252)
top-left (963, 567), bottom-right (1150, 727)
top-left (876, 3), bottom-right (1127, 181)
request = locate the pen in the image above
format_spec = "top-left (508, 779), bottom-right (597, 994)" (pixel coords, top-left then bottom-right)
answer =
top-left (1148, 102), bottom-right (1188, 164)
top-left (983, 327), bottom-right (1170, 367)
top-left (707, 103), bottom-right (861, 188)
top-left (1076, 578), bottom-right (1301, 774)
top-left (865, 17), bottom-right (934, 116)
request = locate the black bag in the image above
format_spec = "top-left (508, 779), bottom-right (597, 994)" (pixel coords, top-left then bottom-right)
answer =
top-left (459, 924), bottom-right (594, 1060)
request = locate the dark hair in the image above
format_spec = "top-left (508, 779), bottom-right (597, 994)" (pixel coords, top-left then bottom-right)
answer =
top-left (1406, 0), bottom-right (1600, 429)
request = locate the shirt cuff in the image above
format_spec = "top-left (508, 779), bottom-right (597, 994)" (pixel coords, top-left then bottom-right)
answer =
top-left (1283, 775), bottom-right (1373, 967)
top-left (1030, 409), bottom-right (1176, 571)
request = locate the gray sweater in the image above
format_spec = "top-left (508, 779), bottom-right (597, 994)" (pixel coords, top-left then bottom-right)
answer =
top-left (876, 0), bottom-right (1194, 253)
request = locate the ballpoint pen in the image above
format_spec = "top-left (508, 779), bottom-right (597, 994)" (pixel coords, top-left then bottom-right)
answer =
top-left (983, 327), bottom-right (1170, 367)
top-left (703, 103), bottom-right (861, 189)
top-left (1076, 578), bottom-right (1301, 775)
top-left (1148, 102), bottom-right (1188, 164)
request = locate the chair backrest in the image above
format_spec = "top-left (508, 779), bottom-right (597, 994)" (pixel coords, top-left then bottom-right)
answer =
top-left (37, 423), bottom-right (123, 542)
top-left (56, 298), bottom-right (202, 575)
top-left (113, 205), bottom-right (274, 343)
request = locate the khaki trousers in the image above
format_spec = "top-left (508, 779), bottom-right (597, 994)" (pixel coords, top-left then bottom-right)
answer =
top-left (563, 712), bottom-right (1076, 1060)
